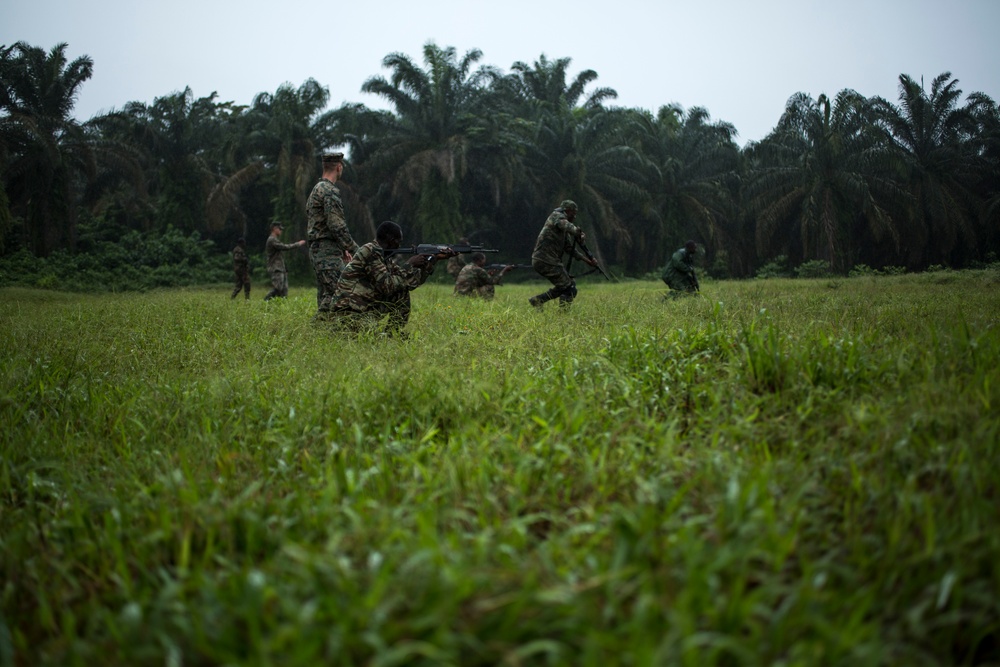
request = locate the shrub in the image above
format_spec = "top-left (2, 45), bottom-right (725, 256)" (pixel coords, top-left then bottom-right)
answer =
top-left (755, 255), bottom-right (790, 279)
top-left (794, 259), bottom-right (831, 278)
top-left (0, 225), bottom-right (230, 292)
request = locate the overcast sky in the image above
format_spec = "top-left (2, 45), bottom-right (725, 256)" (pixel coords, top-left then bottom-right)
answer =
top-left (4, 0), bottom-right (999, 146)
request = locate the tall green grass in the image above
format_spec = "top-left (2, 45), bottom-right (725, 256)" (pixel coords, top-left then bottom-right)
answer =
top-left (2, 272), bottom-right (999, 666)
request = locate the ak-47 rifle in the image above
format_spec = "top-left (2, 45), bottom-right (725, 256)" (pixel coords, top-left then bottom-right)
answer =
top-left (387, 243), bottom-right (500, 258)
top-left (485, 263), bottom-right (533, 271)
top-left (570, 238), bottom-right (612, 281)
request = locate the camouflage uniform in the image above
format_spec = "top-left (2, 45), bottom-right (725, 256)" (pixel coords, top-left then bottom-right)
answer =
top-left (454, 263), bottom-right (504, 299)
top-left (264, 234), bottom-right (300, 300)
top-left (306, 178), bottom-right (359, 314)
top-left (530, 203), bottom-right (588, 306)
top-left (332, 241), bottom-right (434, 335)
top-left (230, 243), bottom-right (250, 300)
top-left (662, 246), bottom-right (699, 294)
top-left (446, 253), bottom-right (467, 279)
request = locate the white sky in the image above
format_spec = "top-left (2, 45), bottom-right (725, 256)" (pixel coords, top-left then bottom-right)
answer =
top-left (4, 0), bottom-right (999, 145)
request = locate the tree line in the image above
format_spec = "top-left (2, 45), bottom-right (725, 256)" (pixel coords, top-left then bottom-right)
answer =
top-left (2, 40), bottom-right (998, 281)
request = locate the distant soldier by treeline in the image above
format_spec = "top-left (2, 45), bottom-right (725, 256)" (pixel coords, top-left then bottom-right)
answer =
top-left (662, 240), bottom-right (700, 297)
top-left (230, 238), bottom-right (250, 300)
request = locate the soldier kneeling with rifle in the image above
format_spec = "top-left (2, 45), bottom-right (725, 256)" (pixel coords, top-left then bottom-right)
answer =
top-left (331, 221), bottom-right (456, 337)
top-left (453, 253), bottom-right (516, 299)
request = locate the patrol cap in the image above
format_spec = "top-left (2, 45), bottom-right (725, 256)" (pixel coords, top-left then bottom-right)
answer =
top-left (322, 152), bottom-right (345, 165)
top-left (270, 220), bottom-right (284, 230)
top-left (560, 199), bottom-right (578, 211)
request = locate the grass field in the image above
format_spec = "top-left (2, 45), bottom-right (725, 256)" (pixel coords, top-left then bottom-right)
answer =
top-left (2, 271), bottom-right (999, 666)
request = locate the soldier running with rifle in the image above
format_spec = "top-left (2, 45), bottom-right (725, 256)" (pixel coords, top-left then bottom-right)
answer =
top-left (528, 199), bottom-right (607, 309)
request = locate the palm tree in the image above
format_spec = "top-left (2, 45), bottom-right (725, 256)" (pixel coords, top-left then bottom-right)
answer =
top-left (0, 41), bottom-right (95, 255)
top-left (503, 54), bottom-right (617, 115)
top-left (101, 88), bottom-right (226, 235)
top-left (356, 42), bottom-right (502, 241)
top-left (745, 90), bottom-right (904, 272)
top-left (242, 79), bottom-right (330, 237)
top-left (524, 105), bottom-right (645, 263)
top-left (497, 54), bottom-right (642, 265)
top-left (632, 104), bottom-right (743, 274)
top-left (967, 94), bottom-right (1000, 259)
top-left (872, 72), bottom-right (992, 268)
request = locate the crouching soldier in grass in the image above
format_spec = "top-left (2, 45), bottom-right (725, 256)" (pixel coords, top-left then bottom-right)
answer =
top-left (662, 239), bottom-right (700, 298)
top-left (453, 252), bottom-right (513, 300)
top-left (331, 221), bottom-right (455, 337)
top-left (264, 221), bottom-right (306, 301)
top-left (230, 237), bottom-right (251, 300)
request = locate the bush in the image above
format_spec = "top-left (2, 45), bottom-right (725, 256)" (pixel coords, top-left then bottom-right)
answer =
top-left (755, 255), bottom-right (790, 279)
top-left (0, 224), bottom-right (230, 292)
top-left (849, 264), bottom-right (908, 277)
top-left (794, 259), bottom-right (831, 278)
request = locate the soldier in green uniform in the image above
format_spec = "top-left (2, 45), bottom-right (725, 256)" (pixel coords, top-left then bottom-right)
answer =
top-left (230, 237), bottom-right (251, 300)
top-left (264, 222), bottom-right (306, 301)
top-left (332, 221), bottom-right (454, 336)
top-left (453, 252), bottom-right (512, 299)
top-left (306, 152), bottom-right (360, 318)
top-left (661, 240), bottom-right (700, 296)
top-left (528, 200), bottom-right (597, 308)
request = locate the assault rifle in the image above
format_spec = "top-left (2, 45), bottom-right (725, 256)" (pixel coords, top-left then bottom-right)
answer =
top-left (485, 263), bottom-right (533, 271)
top-left (571, 239), bottom-right (612, 281)
top-left (387, 243), bottom-right (500, 257)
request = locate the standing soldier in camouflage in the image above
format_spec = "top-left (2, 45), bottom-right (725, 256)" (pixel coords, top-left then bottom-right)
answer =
top-left (661, 240), bottom-right (700, 297)
top-left (528, 200), bottom-right (597, 308)
top-left (230, 237), bottom-right (251, 300)
top-left (264, 222), bottom-right (306, 301)
top-left (332, 221), bottom-right (455, 336)
top-left (454, 253), bottom-right (513, 300)
top-left (306, 152), bottom-right (360, 319)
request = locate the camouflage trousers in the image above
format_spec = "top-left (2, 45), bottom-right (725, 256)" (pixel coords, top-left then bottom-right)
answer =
top-left (332, 291), bottom-right (411, 336)
top-left (231, 270), bottom-right (250, 299)
top-left (531, 260), bottom-right (577, 306)
top-left (533, 260), bottom-right (574, 290)
top-left (264, 270), bottom-right (288, 300)
top-left (310, 240), bottom-right (347, 312)
top-left (662, 271), bottom-right (697, 293)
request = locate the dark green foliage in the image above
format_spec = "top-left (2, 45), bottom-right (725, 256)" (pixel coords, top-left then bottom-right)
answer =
top-left (3, 40), bottom-right (1000, 282)
top-left (755, 255), bottom-right (790, 279)
top-left (794, 259), bottom-right (831, 278)
top-left (0, 220), bottom-right (228, 291)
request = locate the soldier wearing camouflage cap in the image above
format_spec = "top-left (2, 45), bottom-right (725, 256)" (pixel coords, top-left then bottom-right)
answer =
top-left (306, 151), bottom-right (360, 318)
top-left (528, 200), bottom-right (597, 308)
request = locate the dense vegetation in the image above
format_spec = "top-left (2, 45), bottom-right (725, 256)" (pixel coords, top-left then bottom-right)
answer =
top-left (2, 40), bottom-right (999, 287)
top-left (2, 272), bottom-right (999, 665)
